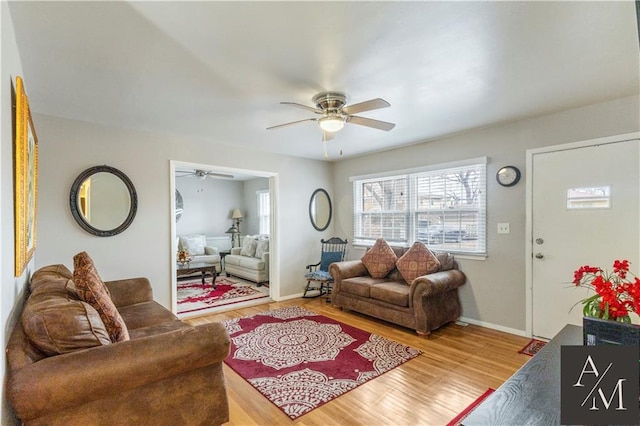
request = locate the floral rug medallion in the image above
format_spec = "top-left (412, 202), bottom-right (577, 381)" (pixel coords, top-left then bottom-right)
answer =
top-left (222, 306), bottom-right (421, 419)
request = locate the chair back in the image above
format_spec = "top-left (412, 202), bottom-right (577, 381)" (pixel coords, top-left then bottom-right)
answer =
top-left (318, 237), bottom-right (348, 272)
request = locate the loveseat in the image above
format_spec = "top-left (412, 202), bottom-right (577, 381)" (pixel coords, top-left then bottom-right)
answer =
top-left (224, 235), bottom-right (269, 285)
top-left (330, 239), bottom-right (466, 335)
top-left (6, 259), bottom-right (230, 425)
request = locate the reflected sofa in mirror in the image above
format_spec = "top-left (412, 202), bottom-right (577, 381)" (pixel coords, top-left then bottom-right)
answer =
top-left (69, 165), bottom-right (138, 236)
top-left (309, 188), bottom-right (332, 231)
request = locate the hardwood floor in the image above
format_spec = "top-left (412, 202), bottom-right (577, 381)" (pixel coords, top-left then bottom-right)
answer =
top-left (185, 298), bottom-right (531, 425)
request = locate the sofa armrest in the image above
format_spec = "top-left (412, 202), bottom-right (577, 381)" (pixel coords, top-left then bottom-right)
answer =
top-left (204, 246), bottom-right (219, 255)
top-left (231, 247), bottom-right (242, 255)
top-left (411, 270), bottom-right (466, 298)
top-left (8, 322), bottom-right (230, 421)
top-left (329, 260), bottom-right (368, 281)
top-left (104, 277), bottom-right (153, 308)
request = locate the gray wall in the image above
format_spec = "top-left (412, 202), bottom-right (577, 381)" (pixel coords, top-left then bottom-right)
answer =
top-left (333, 95), bottom-right (639, 334)
top-left (34, 114), bottom-right (335, 308)
top-left (175, 176), bottom-right (244, 237)
top-left (242, 177), bottom-right (269, 235)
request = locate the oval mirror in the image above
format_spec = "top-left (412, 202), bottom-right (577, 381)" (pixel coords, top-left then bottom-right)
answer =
top-left (69, 165), bottom-right (138, 237)
top-left (309, 188), bottom-right (332, 231)
top-left (175, 189), bottom-right (183, 222)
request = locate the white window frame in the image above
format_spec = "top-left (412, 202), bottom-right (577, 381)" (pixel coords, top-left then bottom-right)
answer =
top-left (351, 157), bottom-right (487, 256)
top-left (257, 189), bottom-right (270, 235)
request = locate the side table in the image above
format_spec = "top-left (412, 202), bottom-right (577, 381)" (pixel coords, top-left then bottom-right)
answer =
top-left (219, 251), bottom-right (231, 275)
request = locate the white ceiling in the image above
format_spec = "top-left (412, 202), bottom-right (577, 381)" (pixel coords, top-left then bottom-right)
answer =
top-left (8, 1), bottom-right (640, 161)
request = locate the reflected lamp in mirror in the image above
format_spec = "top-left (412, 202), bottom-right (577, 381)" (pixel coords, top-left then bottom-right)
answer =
top-left (309, 188), bottom-right (332, 231)
top-left (69, 165), bottom-right (138, 237)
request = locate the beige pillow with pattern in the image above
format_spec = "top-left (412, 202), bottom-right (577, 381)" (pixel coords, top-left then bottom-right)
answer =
top-left (361, 238), bottom-right (398, 278)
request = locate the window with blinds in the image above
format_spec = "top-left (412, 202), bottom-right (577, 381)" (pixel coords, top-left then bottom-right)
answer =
top-left (257, 190), bottom-right (270, 235)
top-left (352, 159), bottom-right (486, 255)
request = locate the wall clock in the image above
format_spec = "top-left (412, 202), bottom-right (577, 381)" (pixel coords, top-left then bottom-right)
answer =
top-left (496, 165), bottom-right (521, 187)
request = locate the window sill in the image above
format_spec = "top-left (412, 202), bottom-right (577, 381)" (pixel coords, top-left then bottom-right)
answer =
top-left (352, 243), bottom-right (487, 261)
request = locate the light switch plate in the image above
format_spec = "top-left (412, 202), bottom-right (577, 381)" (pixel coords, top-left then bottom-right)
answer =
top-left (497, 223), bottom-right (510, 234)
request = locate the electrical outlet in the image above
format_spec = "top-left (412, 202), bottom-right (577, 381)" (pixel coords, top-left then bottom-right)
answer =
top-left (497, 223), bottom-right (510, 234)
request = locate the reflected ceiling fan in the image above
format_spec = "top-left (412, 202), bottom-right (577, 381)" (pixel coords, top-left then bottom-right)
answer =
top-left (267, 91), bottom-right (395, 157)
top-left (176, 169), bottom-right (234, 180)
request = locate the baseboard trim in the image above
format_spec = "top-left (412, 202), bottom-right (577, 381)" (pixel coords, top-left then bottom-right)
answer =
top-left (458, 316), bottom-right (527, 337)
top-left (273, 292), bottom-right (305, 302)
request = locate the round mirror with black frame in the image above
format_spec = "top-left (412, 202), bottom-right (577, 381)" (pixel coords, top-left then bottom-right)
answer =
top-left (69, 165), bottom-right (138, 237)
top-left (309, 188), bottom-right (332, 231)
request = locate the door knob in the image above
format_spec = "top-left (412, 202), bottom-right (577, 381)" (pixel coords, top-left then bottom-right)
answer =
top-left (535, 253), bottom-right (544, 259)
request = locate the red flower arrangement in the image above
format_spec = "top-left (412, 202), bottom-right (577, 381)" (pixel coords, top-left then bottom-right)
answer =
top-left (572, 259), bottom-right (640, 323)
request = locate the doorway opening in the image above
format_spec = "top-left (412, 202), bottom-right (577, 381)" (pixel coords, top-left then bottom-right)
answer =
top-left (169, 160), bottom-right (279, 318)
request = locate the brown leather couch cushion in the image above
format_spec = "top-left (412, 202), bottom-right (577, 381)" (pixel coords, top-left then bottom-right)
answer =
top-left (22, 280), bottom-right (111, 356)
top-left (30, 264), bottom-right (73, 292)
top-left (73, 252), bottom-right (130, 342)
top-left (370, 282), bottom-right (410, 307)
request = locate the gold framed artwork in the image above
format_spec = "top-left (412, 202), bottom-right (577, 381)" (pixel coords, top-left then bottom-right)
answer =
top-left (14, 76), bottom-right (38, 276)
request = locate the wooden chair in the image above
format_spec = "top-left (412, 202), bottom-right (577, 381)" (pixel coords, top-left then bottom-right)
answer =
top-left (303, 237), bottom-right (348, 300)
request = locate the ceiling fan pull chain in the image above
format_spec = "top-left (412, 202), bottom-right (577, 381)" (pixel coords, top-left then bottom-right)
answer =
top-left (323, 140), bottom-right (328, 159)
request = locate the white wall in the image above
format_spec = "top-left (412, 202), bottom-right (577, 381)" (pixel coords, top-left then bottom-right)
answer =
top-left (34, 114), bottom-right (334, 306)
top-left (1, 4), bottom-right (29, 424)
top-left (333, 95), bottom-right (640, 334)
top-left (175, 176), bottom-right (243, 237)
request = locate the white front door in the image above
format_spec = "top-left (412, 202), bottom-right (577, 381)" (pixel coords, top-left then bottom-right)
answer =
top-left (531, 138), bottom-right (639, 339)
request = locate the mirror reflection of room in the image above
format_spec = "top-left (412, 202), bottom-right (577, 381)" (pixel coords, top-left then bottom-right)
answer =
top-left (78, 172), bottom-right (131, 230)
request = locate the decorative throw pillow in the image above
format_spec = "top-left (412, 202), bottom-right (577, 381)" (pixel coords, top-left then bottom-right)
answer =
top-left (73, 252), bottom-right (130, 343)
top-left (396, 242), bottom-right (441, 284)
top-left (255, 239), bottom-right (269, 259)
top-left (179, 235), bottom-right (206, 256)
top-left (320, 251), bottom-right (343, 272)
top-left (361, 238), bottom-right (398, 278)
top-left (240, 236), bottom-right (258, 257)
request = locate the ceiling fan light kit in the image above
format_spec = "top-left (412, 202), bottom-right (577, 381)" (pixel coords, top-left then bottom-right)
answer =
top-left (318, 115), bottom-right (344, 132)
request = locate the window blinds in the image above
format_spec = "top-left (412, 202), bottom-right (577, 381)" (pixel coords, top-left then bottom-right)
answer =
top-left (352, 160), bottom-right (486, 255)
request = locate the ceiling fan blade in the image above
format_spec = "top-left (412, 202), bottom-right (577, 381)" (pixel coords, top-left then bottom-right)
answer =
top-left (281, 102), bottom-right (323, 114)
top-left (342, 98), bottom-right (390, 115)
top-left (346, 115), bottom-right (396, 131)
top-left (267, 118), bottom-right (317, 130)
top-left (206, 172), bottom-right (234, 179)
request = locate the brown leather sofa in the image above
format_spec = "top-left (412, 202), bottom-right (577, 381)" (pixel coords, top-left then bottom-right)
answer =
top-left (6, 264), bottom-right (230, 425)
top-left (330, 246), bottom-right (466, 335)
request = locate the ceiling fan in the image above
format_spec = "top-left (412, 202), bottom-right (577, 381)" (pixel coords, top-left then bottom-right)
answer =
top-left (267, 91), bottom-right (395, 157)
top-left (176, 169), bottom-right (234, 180)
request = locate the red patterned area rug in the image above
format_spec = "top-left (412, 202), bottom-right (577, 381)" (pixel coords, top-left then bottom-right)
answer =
top-left (222, 306), bottom-right (422, 420)
top-left (518, 338), bottom-right (547, 356)
top-left (446, 388), bottom-right (495, 426)
top-left (177, 277), bottom-right (268, 315)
